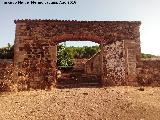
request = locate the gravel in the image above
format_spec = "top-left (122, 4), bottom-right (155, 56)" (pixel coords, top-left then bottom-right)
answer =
top-left (0, 86), bottom-right (160, 120)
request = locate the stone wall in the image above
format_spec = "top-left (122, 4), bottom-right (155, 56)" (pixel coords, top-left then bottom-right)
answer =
top-left (73, 59), bottom-right (88, 71)
top-left (0, 59), bottom-right (14, 91)
top-left (0, 59), bottom-right (52, 91)
top-left (137, 59), bottom-right (160, 86)
top-left (84, 51), bottom-right (102, 75)
top-left (102, 41), bottom-right (126, 86)
top-left (124, 40), bottom-right (141, 85)
top-left (13, 19), bottom-right (141, 88)
top-left (0, 59), bottom-right (32, 91)
top-left (0, 59), bottom-right (13, 80)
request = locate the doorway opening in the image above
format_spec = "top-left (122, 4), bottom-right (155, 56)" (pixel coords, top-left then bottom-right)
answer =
top-left (56, 40), bottom-right (102, 88)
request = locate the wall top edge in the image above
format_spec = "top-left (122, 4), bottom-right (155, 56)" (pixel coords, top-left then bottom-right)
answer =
top-left (14, 19), bottom-right (141, 25)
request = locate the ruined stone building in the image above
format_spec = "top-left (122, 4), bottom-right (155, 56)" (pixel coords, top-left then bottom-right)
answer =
top-left (13, 19), bottom-right (141, 88)
top-left (0, 19), bottom-right (160, 91)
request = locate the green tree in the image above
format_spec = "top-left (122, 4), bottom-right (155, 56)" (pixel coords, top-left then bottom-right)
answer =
top-left (0, 43), bottom-right (14, 59)
top-left (83, 46), bottom-right (99, 58)
top-left (57, 44), bottom-right (74, 67)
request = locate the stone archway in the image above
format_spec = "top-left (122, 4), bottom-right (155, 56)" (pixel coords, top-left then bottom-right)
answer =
top-left (13, 19), bottom-right (141, 89)
top-left (52, 36), bottom-right (104, 88)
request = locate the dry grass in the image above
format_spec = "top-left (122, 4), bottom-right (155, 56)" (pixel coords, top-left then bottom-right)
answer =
top-left (0, 86), bottom-right (160, 120)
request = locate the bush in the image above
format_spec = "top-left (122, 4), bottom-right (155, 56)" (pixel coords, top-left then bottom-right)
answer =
top-left (141, 53), bottom-right (155, 59)
top-left (0, 43), bottom-right (14, 59)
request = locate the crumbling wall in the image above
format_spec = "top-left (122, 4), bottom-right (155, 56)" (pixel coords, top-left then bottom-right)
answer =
top-left (14, 40), bottom-right (57, 89)
top-left (102, 41), bottom-right (126, 86)
top-left (0, 59), bottom-right (14, 91)
top-left (84, 51), bottom-right (102, 75)
top-left (0, 59), bottom-right (31, 92)
top-left (0, 59), bottom-right (13, 80)
top-left (73, 59), bottom-right (88, 71)
top-left (137, 59), bottom-right (160, 86)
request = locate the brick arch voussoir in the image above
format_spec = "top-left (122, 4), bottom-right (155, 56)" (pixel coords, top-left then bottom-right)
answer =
top-left (51, 34), bottom-right (105, 45)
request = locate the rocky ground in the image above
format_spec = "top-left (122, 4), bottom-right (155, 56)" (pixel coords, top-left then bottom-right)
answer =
top-left (0, 86), bottom-right (160, 120)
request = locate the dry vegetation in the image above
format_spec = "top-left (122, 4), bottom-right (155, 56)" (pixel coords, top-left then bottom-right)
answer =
top-left (0, 86), bottom-right (160, 120)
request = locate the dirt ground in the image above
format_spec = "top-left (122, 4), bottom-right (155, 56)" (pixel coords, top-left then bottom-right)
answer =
top-left (0, 86), bottom-right (160, 120)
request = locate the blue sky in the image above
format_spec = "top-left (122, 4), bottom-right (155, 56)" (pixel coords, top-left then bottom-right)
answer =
top-left (0, 0), bottom-right (160, 55)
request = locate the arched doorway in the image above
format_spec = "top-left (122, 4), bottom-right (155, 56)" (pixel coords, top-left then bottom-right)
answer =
top-left (44, 33), bottom-right (105, 88)
top-left (55, 40), bottom-right (102, 88)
